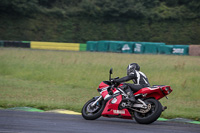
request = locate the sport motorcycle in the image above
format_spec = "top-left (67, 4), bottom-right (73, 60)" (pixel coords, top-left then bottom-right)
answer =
top-left (82, 68), bottom-right (173, 124)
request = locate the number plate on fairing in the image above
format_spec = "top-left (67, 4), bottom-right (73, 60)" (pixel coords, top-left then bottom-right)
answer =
top-left (113, 110), bottom-right (125, 114)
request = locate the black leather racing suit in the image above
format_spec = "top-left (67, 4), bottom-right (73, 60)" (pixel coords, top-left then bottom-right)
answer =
top-left (115, 70), bottom-right (150, 98)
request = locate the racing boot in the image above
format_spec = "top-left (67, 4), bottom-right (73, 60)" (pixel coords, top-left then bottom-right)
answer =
top-left (124, 87), bottom-right (136, 103)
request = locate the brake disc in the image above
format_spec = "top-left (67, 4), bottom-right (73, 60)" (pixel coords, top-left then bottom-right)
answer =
top-left (87, 102), bottom-right (99, 113)
top-left (139, 104), bottom-right (151, 113)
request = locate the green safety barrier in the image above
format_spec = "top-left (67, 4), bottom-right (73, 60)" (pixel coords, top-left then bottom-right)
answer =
top-left (143, 42), bottom-right (165, 54)
top-left (97, 41), bottom-right (110, 52)
top-left (86, 41), bottom-right (169, 54)
top-left (80, 43), bottom-right (87, 51)
top-left (86, 41), bottom-right (98, 51)
top-left (158, 45), bottom-right (174, 55)
top-left (109, 41), bottom-right (126, 53)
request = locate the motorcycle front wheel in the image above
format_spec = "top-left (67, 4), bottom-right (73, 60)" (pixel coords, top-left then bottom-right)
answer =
top-left (134, 98), bottom-right (162, 124)
top-left (82, 97), bottom-right (105, 120)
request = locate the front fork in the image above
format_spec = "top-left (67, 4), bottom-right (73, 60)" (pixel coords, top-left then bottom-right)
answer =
top-left (91, 96), bottom-right (102, 107)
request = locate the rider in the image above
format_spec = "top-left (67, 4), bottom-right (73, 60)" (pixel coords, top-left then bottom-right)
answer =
top-left (114, 63), bottom-right (150, 103)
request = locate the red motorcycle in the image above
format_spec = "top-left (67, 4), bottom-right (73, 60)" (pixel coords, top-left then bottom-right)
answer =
top-left (82, 68), bottom-right (172, 124)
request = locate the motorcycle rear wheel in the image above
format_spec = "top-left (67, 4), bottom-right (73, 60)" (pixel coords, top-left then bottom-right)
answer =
top-left (82, 98), bottom-right (105, 120)
top-left (134, 98), bottom-right (162, 124)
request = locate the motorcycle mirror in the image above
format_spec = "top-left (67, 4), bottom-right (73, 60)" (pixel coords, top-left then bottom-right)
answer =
top-left (109, 68), bottom-right (113, 74)
top-left (109, 68), bottom-right (113, 81)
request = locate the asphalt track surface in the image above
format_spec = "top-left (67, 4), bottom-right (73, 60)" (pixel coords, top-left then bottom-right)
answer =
top-left (0, 110), bottom-right (199, 133)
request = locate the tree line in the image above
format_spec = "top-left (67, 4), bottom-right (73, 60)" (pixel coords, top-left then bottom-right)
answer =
top-left (0, 0), bottom-right (200, 20)
top-left (0, 0), bottom-right (200, 44)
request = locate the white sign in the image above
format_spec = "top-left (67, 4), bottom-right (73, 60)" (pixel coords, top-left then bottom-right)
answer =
top-left (134, 43), bottom-right (141, 52)
top-left (172, 48), bottom-right (184, 54)
top-left (122, 44), bottom-right (130, 51)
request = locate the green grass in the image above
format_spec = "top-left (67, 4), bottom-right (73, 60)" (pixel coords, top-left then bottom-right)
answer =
top-left (0, 48), bottom-right (199, 120)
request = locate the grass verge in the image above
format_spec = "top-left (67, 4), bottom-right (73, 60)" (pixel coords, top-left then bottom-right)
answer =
top-left (0, 48), bottom-right (199, 120)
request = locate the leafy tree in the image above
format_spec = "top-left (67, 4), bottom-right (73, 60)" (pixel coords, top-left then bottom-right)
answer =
top-left (0, 0), bottom-right (39, 16)
top-left (0, 0), bottom-right (200, 19)
top-left (38, 0), bottom-right (56, 8)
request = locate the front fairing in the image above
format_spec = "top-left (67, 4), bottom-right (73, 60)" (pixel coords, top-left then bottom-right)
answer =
top-left (97, 81), bottom-right (111, 92)
top-left (101, 95), bottom-right (132, 119)
top-left (97, 81), bottom-right (132, 119)
top-left (97, 81), bottom-right (124, 92)
top-left (99, 81), bottom-right (111, 88)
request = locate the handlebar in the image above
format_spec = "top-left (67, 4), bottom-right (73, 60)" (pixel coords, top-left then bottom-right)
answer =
top-left (107, 78), bottom-right (119, 95)
top-left (110, 77), bottom-right (120, 86)
top-left (114, 77), bottom-right (119, 80)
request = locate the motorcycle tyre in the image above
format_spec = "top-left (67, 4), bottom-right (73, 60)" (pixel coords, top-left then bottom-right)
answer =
top-left (134, 98), bottom-right (162, 124)
top-left (82, 98), bottom-right (105, 120)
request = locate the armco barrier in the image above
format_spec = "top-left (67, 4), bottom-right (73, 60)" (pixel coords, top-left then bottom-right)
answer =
top-left (31, 41), bottom-right (80, 51)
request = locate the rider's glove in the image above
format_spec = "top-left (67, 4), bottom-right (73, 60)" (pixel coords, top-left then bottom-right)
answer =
top-left (113, 79), bottom-right (120, 87)
top-left (111, 78), bottom-right (116, 84)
